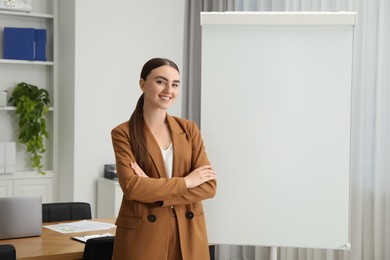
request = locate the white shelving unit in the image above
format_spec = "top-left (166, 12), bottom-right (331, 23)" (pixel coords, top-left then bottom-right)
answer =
top-left (0, 9), bottom-right (54, 18)
top-left (0, 1), bottom-right (58, 202)
top-left (0, 58), bottom-right (54, 65)
top-left (0, 106), bottom-right (54, 111)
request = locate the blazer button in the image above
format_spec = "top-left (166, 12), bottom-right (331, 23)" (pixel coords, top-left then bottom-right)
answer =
top-left (186, 211), bottom-right (194, 219)
top-left (147, 215), bottom-right (156, 223)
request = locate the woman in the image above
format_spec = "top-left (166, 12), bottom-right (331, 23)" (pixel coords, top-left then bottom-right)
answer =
top-left (111, 58), bottom-right (217, 260)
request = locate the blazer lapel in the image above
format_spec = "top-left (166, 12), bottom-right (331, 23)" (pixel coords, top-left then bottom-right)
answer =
top-left (144, 123), bottom-right (166, 178)
top-left (166, 115), bottom-right (188, 178)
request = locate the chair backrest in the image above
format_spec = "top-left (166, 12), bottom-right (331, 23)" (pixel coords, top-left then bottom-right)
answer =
top-left (0, 244), bottom-right (16, 260)
top-left (209, 245), bottom-right (215, 260)
top-left (42, 202), bottom-right (92, 222)
top-left (83, 236), bottom-right (115, 260)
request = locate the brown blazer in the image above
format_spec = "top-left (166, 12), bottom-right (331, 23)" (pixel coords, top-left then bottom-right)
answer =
top-left (111, 115), bottom-right (217, 260)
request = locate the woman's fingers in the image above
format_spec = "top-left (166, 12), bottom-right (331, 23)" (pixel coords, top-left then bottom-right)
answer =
top-left (131, 162), bottom-right (148, 177)
top-left (184, 165), bottom-right (216, 188)
top-left (197, 165), bottom-right (216, 180)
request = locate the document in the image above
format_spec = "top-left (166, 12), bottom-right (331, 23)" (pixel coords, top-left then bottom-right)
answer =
top-left (71, 232), bottom-right (114, 243)
top-left (44, 220), bottom-right (116, 234)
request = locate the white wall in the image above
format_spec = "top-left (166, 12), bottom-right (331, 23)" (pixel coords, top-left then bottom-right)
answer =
top-left (58, 0), bottom-right (185, 216)
top-left (58, 0), bottom-right (76, 205)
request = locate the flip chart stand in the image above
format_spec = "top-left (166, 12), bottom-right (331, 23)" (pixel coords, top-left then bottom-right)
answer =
top-left (270, 247), bottom-right (277, 260)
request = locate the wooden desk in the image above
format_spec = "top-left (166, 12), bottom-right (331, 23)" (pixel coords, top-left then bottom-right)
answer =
top-left (0, 218), bottom-right (116, 260)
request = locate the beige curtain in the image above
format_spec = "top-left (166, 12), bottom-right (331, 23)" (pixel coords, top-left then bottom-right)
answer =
top-left (183, 0), bottom-right (390, 259)
top-left (182, 0), bottom-right (235, 126)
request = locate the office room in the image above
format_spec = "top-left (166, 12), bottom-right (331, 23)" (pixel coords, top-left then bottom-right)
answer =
top-left (0, 0), bottom-right (388, 260)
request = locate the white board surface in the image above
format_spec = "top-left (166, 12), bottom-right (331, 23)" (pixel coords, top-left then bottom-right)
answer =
top-left (201, 12), bottom-right (355, 250)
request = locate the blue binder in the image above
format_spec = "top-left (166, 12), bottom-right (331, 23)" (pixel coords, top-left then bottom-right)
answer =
top-left (3, 27), bottom-right (35, 61)
top-left (34, 29), bottom-right (47, 61)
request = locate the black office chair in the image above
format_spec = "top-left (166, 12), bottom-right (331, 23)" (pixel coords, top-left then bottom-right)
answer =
top-left (209, 245), bottom-right (215, 260)
top-left (42, 202), bottom-right (92, 222)
top-left (83, 236), bottom-right (115, 260)
top-left (0, 244), bottom-right (16, 260)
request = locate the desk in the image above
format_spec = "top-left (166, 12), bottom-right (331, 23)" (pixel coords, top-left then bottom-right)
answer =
top-left (0, 218), bottom-right (116, 260)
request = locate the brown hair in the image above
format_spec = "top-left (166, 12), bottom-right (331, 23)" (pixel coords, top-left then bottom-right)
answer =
top-left (128, 58), bottom-right (179, 173)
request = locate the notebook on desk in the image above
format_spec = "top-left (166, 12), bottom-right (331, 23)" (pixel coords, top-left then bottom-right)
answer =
top-left (0, 196), bottom-right (42, 239)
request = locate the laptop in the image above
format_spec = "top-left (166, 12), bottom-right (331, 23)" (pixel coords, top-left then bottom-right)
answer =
top-left (0, 196), bottom-right (42, 239)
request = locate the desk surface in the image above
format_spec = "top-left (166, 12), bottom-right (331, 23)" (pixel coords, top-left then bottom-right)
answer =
top-left (0, 218), bottom-right (116, 260)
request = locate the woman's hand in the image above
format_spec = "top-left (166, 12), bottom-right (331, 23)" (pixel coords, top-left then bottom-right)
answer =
top-left (131, 162), bottom-right (149, 178)
top-left (184, 165), bottom-right (216, 189)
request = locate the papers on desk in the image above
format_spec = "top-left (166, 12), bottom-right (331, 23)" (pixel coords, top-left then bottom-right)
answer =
top-left (44, 220), bottom-right (116, 234)
top-left (71, 232), bottom-right (114, 243)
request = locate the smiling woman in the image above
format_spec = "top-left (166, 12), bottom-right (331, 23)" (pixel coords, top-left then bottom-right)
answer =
top-left (110, 58), bottom-right (217, 260)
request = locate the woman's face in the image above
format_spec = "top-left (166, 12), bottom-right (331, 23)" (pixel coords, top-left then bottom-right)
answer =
top-left (140, 65), bottom-right (180, 111)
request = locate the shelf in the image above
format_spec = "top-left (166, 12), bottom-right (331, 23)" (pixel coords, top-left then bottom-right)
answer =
top-left (0, 59), bottom-right (54, 65)
top-left (0, 106), bottom-right (54, 111)
top-left (0, 10), bottom-right (53, 19)
top-left (0, 170), bottom-right (55, 179)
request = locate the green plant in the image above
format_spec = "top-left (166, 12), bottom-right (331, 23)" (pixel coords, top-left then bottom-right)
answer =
top-left (8, 82), bottom-right (50, 175)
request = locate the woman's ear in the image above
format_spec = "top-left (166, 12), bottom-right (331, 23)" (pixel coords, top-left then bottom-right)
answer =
top-left (139, 79), bottom-right (145, 92)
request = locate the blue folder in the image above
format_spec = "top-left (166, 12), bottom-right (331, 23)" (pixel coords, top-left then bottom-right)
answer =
top-left (34, 29), bottom-right (47, 61)
top-left (3, 27), bottom-right (35, 61)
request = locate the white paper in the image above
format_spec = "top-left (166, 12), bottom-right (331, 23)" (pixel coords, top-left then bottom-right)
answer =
top-left (44, 220), bottom-right (116, 234)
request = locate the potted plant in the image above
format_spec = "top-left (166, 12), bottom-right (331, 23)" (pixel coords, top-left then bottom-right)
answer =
top-left (8, 82), bottom-right (50, 175)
